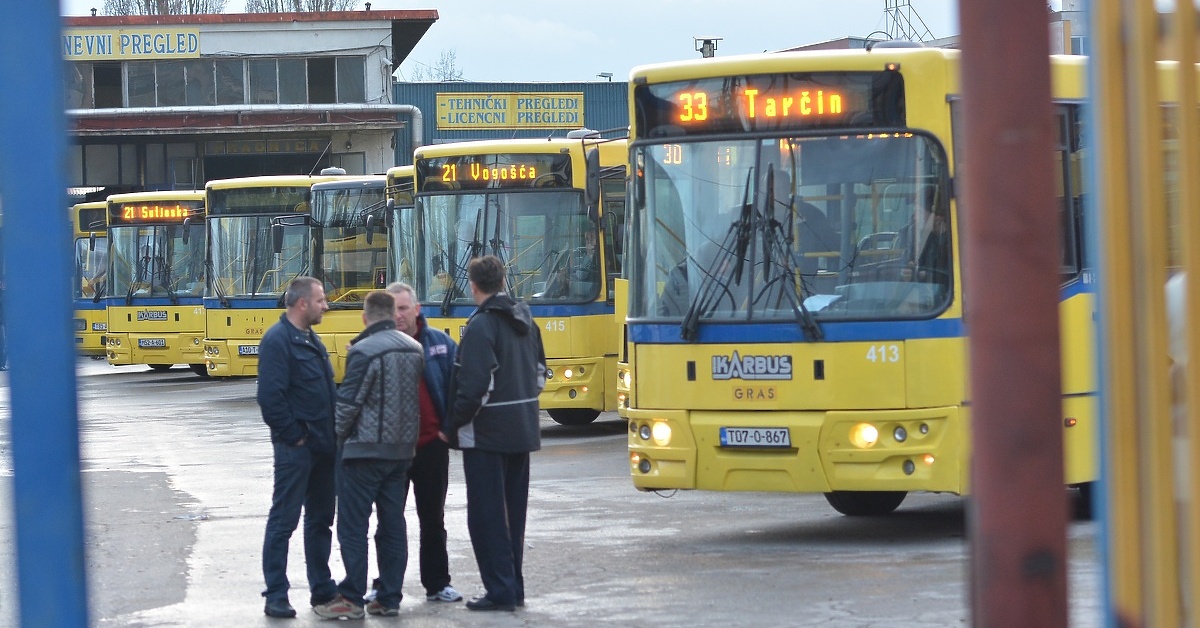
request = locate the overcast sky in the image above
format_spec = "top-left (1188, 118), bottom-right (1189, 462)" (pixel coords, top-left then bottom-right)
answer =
top-left (58, 0), bottom-right (984, 82)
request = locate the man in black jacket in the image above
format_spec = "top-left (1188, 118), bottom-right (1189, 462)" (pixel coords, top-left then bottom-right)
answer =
top-left (445, 255), bottom-right (546, 612)
top-left (256, 276), bottom-right (337, 619)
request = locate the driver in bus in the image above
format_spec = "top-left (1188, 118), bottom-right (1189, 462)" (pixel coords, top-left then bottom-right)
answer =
top-left (898, 185), bottom-right (951, 289)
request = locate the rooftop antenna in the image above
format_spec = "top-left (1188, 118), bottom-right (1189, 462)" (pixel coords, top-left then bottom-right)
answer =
top-left (883, 0), bottom-right (935, 42)
top-left (694, 37), bottom-right (722, 58)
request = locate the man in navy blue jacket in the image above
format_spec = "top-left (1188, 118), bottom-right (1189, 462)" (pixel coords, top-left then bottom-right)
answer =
top-left (256, 276), bottom-right (338, 619)
top-left (387, 282), bottom-right (463, 604)
top-left (445, 256), bottom-right (546, 612)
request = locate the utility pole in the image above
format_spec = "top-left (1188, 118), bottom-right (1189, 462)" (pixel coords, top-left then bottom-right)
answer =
top-left (884, 0), bottom-right (935, 42)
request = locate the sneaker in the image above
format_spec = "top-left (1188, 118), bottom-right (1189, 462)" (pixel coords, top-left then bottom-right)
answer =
top-left (365, 600), bottom-right (399, 616)
top-left (426, 585), bottom-right (463, 602)
top-left (312, 594), bottom-right (365, 620)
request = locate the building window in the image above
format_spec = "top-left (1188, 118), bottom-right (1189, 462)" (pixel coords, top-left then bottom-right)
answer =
top-left (157, 60), bottom-right (186, 107)
top-left (308, 57), bottom-right (336, 104)
top-left (248, 59), bottom-right (278, 104)
top-left (128, 61), bottom-right (156, 107)
top-left (184, 59), bottom-right (215, 106)
top-left (215, 59), bottom-right (244, 105)
top-left (336, 57), bottom-right (365, 103)
top-left (93, 63), bottom-right (122, 108)
top-left (1071, 36), bottom-right (1087, 56)
top-left (65, 62), bottom-right (92, 109)
top-left (279, 58), bottom-right (307, 104)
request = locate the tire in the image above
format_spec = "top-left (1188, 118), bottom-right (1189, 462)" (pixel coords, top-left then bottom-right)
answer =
top-left (548, 408), bottom-right (600, 426)
top-left (148, 364), bottom-right (173, 372)
top-left (823, 490), bottom-right (907, 516)
top-left (189, 363), bottom-right (210, 377)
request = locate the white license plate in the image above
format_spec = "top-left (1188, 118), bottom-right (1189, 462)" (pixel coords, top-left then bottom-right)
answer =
top-left (138, 338), bottom-right (166, 348)
top-left (238, 345), bottom-right (259, 356)
top-left (719, 427), bottom-right (791, 448)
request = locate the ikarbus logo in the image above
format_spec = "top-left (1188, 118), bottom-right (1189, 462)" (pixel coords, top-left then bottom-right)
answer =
top-left (137, 310), bottom-right (168, 321)
top-left (711, 351), bottom-right (793, 381)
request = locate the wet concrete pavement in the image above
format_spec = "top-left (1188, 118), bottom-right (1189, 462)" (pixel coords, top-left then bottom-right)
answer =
top-left (0, 358), bottom-right (1103, 627)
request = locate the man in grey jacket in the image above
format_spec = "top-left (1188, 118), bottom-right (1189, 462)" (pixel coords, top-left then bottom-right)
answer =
top-left (313, 290), bottom-right (424, 620)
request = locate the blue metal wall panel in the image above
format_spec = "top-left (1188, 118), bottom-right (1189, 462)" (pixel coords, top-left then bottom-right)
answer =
top-left (392, 81), bottom-right (629, 164)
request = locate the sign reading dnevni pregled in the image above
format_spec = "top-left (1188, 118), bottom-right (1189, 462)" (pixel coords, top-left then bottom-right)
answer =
top-left (63, 27), bottom-right (201, 61)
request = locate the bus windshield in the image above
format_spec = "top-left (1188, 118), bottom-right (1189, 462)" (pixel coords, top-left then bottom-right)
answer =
top-left (630, 132), bottom-right (952, 323)
top-left (417, 190), bottom-right (597, 306)
top-left (108, 223), bottom-right (206, 301)
top-left (75, 236), bottom-right (108, 300)
top-left (310, 184), bottom-right (388, 307)
top-left (208, 215), bottom-right (310, 299)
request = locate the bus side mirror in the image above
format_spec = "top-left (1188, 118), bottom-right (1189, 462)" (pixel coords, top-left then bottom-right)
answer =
top-left (272, 223), bottom-right (284, 254)
top-left (585, 148), bottom-right (601, 220)
top-left (365, 214), bottom-right (376, 246)
top-left (89, 232), bottom-right (96, 251)
top-left (181, 217), bottom-right (191, 245)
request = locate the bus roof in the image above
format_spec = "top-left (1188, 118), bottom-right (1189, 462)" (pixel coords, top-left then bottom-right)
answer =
top-left (205, 174), bottom-right (348, 191)
top-left (310, 175), bottom-right (385, 191)
top-left (414, 135), bottom-right (627, 160)
top-left (107, 189), bottom-right (205, 204)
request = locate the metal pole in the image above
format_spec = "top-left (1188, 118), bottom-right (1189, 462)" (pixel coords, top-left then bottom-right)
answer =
top-left (958, 1), bottom-right (1068, 626)
top-left (0, 2), bottom-right (90, 626)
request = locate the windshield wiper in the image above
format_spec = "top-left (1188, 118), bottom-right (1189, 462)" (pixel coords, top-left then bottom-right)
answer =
top-left (207, 256), bottom-right (230, 308)
top-left (753, 167), bottom-right (822, 341)
top-left (441, 204), bottom-right (485, 316)
top-left (680, 170), bottom-right (756, 342)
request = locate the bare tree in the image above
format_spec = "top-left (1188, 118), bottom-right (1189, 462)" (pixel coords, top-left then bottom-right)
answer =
top-left (244, 0), bottom-right (357, 11)
top-left (103, 0), bottom-right (228, 14)
top-left (409, 49), bottom-right (464, 82)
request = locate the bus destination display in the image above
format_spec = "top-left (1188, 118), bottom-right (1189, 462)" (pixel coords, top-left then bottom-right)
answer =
top-left (416, 153), bottom-right (571, 192)
top-left (635, 71), bottom-right (905, 137)
top-left (110, 201), bottom-right (203, 225)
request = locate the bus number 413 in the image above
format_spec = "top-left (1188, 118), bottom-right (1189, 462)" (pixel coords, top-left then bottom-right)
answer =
top-left (866, 344), bottom-right (900, 363)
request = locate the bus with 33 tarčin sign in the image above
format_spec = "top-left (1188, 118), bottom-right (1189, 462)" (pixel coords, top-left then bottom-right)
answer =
top-left (623, 47), bottom-right (1098, 515)
top-left (409, 133), bottom-right (628, 425)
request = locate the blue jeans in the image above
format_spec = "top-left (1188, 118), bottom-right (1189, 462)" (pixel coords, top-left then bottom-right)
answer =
top-left (336, 457), bottom-right (412, 608)
top-left (462, 449), bottom-right (529, 606)
top-left (262, 442), bottom-right (337, 605)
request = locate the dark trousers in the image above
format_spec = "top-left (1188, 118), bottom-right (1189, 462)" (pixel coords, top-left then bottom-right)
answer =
top-left (262, 442), bottom-right (337, 605)
top-left (337, 457), bottom-right (411, 608)
top-left (462, 449), bottom-right (529, 605)
top-left (408, 438), bottom-right (452, 595)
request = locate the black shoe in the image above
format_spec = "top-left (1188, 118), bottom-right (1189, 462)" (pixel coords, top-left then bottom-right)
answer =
top-left (466, 596), bottom-right (515, 612)
top-left (263, 598), bottom-right (297, 618)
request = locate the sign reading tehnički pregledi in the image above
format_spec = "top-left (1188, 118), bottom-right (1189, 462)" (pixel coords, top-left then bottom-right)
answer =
top-left (63, 27), bottom-right (201, 60)
top-left (437, 92), bottom-right (584, 130)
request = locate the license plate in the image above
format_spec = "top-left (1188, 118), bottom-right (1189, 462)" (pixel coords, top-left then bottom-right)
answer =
top-left (138, 338), bottom-right (166, 348)
top-left (719, 427), bottom-right (791, 448)
top-left (238, 345), bottom-right (259, 356)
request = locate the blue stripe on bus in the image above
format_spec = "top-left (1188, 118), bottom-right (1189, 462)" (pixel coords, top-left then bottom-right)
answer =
top-left (1059, 275), bottom-right (1096, 300)
top-left (628, 318), bottom-right (965, 344)
top-left (72, 300), bottom-right (105, 310)
top-left (202, 297), bottom-right (280, 309)
top-left (107, 297), bottom-right (204, 306)
top-left (423, 301), bottom-right (614, 319)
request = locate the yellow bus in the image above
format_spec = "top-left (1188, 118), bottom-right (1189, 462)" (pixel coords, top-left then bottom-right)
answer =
top-left (202, 171), bottom-right (348, 377)
top-left (308, 175), bottom-right (388, 380)
top-left (104, 190), bottom-right (207, 374)
top-left (72, 200), bottom-right (108, 357)
top-left (624, 46), bottom-right (1096, 515)
top-left (408, 133), bottom-right (628, 425)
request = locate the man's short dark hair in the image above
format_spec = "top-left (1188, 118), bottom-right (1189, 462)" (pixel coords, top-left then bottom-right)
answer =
top-left (363, 290), bottom-right (395, 323)
top-left (468, 255), bottom-right (505, 295)
top-left (284, 276), bottom-right (322, 308)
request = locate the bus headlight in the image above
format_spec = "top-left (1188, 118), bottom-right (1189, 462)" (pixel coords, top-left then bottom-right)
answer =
top-left (651, 422), bottom-right (672, 446)
top-left (621, 370), bottom-right (632, 388)
top-left (849, 423), bottom-right (879, 449)
top-left (562, 368), bottom-right (574, 380)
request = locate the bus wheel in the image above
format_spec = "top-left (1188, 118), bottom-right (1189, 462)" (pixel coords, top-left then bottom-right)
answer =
top-left (148, 364), bottom-right (173, 372)
top-left (823, 491), bottom-right (907, 516)
top-left (189, 363), bottom-right (210, 378)
top-left (548, 408), bottom-right (600, 426)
